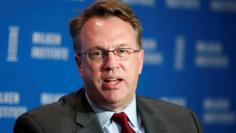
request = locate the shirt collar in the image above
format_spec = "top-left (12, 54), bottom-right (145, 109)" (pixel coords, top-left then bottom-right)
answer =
top-left (85, 92), bottom-right (139, 129)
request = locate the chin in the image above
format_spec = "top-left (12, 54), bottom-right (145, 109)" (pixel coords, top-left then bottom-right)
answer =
top-left (106, 94), bottom-right (130, 104)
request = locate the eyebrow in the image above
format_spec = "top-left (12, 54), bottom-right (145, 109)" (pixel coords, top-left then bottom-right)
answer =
top-left (85, 46), bottom-right (105, 51)
top-left (116, 43), bottom-right (129, 48)
top-left (86, 43), bottom-right (130, 51)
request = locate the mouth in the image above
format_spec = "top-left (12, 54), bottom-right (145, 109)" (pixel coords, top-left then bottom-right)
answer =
top-left (102, 78), bottom-right (123, 89)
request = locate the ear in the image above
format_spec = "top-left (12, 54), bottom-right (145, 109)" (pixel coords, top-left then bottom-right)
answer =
top-left (75, 54), bottom-right (83, 77)
top-left (138, 50), bottom-right (144, 74)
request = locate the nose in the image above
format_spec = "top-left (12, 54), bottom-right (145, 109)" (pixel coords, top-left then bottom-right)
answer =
top-left (103, 51), bottom-right (119, 71)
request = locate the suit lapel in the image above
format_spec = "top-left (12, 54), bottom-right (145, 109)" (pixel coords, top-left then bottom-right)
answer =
top-left (75, 112), bottom-right (103, 133)
top-left (137, 97), bottom-right (168, 133)
top-left (74, 89), bottom-right (103, 133)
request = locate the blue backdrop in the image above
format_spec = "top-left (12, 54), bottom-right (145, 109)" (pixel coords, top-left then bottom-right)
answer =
top-left (1, 0), bottom-right (236, 132)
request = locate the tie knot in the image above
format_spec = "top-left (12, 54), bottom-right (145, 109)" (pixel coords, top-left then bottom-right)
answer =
top-left (112, 112), bottom-right (135, 133)
top-left (112, 112), bottom-right (129, 125)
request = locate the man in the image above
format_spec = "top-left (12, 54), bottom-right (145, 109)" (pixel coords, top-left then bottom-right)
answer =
top-left (14, 0), bottom-right (202, 133)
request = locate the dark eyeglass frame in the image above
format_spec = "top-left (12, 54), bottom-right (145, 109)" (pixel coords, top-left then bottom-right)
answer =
top-left (78, 48), bottom-right (141, 61)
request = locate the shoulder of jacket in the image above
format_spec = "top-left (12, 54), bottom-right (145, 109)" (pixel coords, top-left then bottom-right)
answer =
top-left (24, 90), bottom-right (81, 117)
top-left (137, 96), bottom-right (190, 113)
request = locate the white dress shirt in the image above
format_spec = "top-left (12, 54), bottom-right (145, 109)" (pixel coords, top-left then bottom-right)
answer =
top-left (85, 92), bottom-right (145, 133)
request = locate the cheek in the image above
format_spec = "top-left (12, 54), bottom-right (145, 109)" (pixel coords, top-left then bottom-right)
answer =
top-left (81, 62), bottom-right (101, 79)
top-left (122, 60), bottom-right (140, 78)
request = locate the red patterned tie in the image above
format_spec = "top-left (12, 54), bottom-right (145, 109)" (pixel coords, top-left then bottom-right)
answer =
top-left (112, 112), bottom-right (135, 133)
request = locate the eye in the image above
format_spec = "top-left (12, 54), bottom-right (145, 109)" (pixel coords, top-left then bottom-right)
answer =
top-left (92, 51), bottom-right (102, 55)
top-left (88, 50), bottom-right (103, 59)
top-left (116, 48), bottom-right (129, 54)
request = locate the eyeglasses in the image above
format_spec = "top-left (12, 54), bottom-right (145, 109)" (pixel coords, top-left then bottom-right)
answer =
top-left (78, 48), bottom-right (141, 61)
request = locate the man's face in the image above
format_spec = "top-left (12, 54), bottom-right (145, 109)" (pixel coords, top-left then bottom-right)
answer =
top-left (76, 16), bottom-right (144, 111)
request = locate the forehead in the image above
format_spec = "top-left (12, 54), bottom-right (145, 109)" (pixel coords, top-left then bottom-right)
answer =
top-left (80, 16), bottom-right (138, 50)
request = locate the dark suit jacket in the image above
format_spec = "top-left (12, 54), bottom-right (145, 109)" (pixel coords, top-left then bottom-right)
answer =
top-left (14, 89), bottom-right (202, 133)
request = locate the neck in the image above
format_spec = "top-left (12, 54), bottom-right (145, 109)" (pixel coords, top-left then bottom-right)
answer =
top-left (85, 91), bottom-right (134, 112)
